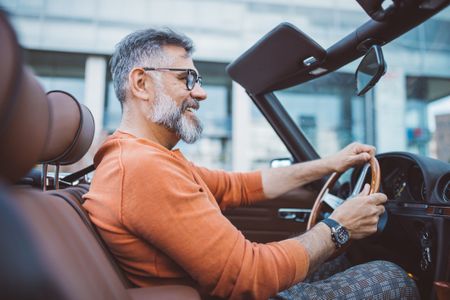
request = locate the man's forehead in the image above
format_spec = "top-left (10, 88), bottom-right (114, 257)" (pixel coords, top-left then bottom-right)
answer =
top-left (163, 45), bottom-right (193, 65)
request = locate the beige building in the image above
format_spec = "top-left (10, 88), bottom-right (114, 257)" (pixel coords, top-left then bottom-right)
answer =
top-left (436, 114), bottom-right (450, 163)
top-left (3, 0), bottom-right (450, 170)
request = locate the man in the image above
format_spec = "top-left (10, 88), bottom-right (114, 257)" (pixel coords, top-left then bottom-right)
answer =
top-left (83, 28), bottom-right (418, 299)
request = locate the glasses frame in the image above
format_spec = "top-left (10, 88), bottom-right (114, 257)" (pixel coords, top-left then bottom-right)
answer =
top-left (142, 67), bottom-right (203, 91)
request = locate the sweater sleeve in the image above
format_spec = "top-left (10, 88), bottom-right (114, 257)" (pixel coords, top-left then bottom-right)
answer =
top-left (120, 150), bottom-right (309, 299)
top-left (192, 165), bottom-right (266, 210)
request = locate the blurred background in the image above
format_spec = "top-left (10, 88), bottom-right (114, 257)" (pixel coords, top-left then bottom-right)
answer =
top-left (1, 0), bottom-right (450, 170)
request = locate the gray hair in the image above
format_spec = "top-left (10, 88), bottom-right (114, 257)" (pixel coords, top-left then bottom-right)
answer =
top-left (110, 28), bottom-right (194, 104)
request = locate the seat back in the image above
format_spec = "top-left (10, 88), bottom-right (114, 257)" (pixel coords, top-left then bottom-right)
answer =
top-left (13, 188), bottom-right (131, 300)
top-left (48, 184), bottom-right (135, 288)
top-left (36, 90), bottom-right (135, 289)
top-left (0, 184), bottom-right (66, 300)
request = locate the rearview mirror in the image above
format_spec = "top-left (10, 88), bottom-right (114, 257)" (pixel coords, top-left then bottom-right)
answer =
top-left (356, 45), bottom-right (386, 96)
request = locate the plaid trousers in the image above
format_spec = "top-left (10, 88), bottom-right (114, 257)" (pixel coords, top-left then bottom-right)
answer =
top-left (273, 256), bottom-right (420, 300)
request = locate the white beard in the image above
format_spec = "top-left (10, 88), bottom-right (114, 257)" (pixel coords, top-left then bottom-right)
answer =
top-left (149, 91), bottom-right (203, 144)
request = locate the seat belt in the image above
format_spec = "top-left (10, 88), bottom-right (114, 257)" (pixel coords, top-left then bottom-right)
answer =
top-left (60, 164), bottom-right (96, 185)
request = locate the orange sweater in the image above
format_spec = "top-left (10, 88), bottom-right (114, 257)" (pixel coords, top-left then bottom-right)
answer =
top-left (83, 131), bottom-right (309, 299)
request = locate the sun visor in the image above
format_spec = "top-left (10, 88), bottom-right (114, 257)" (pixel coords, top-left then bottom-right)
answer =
top-left (226, 22), bottom-right (326, 95)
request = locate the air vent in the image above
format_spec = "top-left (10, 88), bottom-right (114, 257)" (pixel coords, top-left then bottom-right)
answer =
top-left (443, 181), bottom-right (450, 202)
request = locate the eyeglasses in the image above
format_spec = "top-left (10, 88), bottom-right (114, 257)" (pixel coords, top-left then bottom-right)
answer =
top-left (142, 67), bottom-right (203, 91)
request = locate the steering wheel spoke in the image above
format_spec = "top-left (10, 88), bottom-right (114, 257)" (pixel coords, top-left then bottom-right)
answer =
top-left (307, 157), bottom-right (381, 230)
top-left (322, 191), bottom-right (345, 210)
top-left (349, 162), bottom-right (371, 198)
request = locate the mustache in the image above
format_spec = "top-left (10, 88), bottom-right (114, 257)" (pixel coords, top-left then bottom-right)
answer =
top-left (181, 98), bottom-right (200, 112)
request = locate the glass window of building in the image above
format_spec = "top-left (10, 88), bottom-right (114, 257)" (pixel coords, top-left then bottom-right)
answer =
top-left (383, 11), bottom-right (450, 162)
top-left (249, 104), bottom-right (292, 170)
top-left (24, 50), bottom-right (86, 102)
top-left (275, 72), bottom-right (366, 158)
top-left (406, 76), bottom-right (450, 162)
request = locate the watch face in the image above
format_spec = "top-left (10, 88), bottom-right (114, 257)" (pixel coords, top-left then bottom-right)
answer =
top-left (335, 227), bottom-right (350, 245)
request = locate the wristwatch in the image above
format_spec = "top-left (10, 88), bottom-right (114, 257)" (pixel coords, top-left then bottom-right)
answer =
top-left (320, 218), bottom-right (350, 249)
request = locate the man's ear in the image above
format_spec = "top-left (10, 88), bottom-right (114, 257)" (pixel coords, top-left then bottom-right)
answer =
top-left (128, 68), bottom-right (153, 101)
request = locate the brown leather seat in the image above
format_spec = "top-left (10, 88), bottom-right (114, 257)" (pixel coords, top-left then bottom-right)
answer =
top-left (39, 90), bottom-right (95, 190)
top-left (41, 90), bottom-right (95, 166)
top-left (0, 10), bottom-right (200, 300)
top-left (0, 11), bottom-right (49, 184)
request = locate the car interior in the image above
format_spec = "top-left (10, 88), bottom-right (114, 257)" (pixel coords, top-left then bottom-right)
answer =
top-left (1, 1), bottom-right (449, 300)
top-left (225, 1), bottom-right (450, 299)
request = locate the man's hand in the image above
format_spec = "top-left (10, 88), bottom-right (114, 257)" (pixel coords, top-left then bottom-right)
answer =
top-left (261, 142), bottom-right (376, 200)
top-left (293, 184), bottom-right (387, 276)
top-left (324, 142), bottom-right (376, 173)
top-left (329, 184), bottom-right (387, 239)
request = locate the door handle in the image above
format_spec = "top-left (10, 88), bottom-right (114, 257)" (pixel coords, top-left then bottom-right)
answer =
top-left (278, 208), bottom-right (311, 223)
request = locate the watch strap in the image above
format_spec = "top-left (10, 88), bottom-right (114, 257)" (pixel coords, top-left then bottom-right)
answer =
top-left (320, 218), bottom-right (347, 249)
top-left (321, 218), bottom-right (340, 229)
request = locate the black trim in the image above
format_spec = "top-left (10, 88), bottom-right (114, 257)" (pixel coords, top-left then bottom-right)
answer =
top-left (61, 164), bottom-right (95, 184)
top-left (356, 45), bottom-right (386, 96)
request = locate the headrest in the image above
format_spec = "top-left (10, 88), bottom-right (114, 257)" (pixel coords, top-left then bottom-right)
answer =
top-left (39, 91), bottom-right (95, 165)
top-left (0, 11), bottom-right (50, 183)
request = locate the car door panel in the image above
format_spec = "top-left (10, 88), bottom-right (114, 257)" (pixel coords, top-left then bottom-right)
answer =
top-left (224, 186), bottom-right (318, 243)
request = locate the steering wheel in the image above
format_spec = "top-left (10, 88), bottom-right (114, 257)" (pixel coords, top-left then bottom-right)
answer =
top-left (307, 156), bottom-right (381, 230)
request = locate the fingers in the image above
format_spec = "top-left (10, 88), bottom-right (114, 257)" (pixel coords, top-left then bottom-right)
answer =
top-left (352, 142), bottom-right (376, 156)
top-left (346, 142), bottom-right (376, 159)
top-left (354, 152), bottom-right (371, 163)
top-left (340, 142), bottom-right (376, 167)
top-left (334, 191), bottom-right (387, 240)
top-left (358, 183), bottom-right (370, 196)
top-left (368, 202), bottom-right (386, 217)
top-left (368, 192), bottom-right (388, 205)
top-left (377, 204), bottom-right (386, 216)
top-left (331, 143), bottom-right (376, 174)
top-left (362, 145), bottom-right (376, 157)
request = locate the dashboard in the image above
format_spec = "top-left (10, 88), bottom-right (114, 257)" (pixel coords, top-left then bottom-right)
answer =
top-left (352, 152), bottom-right (450, 205)
top-left (348, 152), bottom-right (450, 299)
top-left (382, 161), bottom-right (426, 202)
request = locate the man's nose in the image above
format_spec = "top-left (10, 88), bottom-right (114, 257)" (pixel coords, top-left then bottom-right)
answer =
top-left (190, 84), bottom-right (207, 101)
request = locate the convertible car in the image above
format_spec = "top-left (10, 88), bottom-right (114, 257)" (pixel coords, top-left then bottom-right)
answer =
top-left (0, 0), bottom-right (449, 299)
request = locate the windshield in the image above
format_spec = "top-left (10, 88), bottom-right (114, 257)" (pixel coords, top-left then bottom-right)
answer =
top-left (275, 9), bottom-right (450, 163)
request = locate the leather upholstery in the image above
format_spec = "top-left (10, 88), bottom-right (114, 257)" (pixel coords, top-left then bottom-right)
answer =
top-left (13, 187), bottom-right (131, 300)
top-left (0, 68), bottom-right (49, 184)
top-left (0, 183), bottom-right (66, 300)
top-left (0, 11), bottom-right (49, 183)
top-left (40, 91), bottom-right (95, 165)
top-left (49, 184), bottom-right (136, 289)
top-left (128, 286), bottom-right (202, 300)
top-left (434, 281), bottom-right (450, 300)
top-left (0, 10), bottom-right (22, 132)
top-left (2, 183), bottom-right (203, 300)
